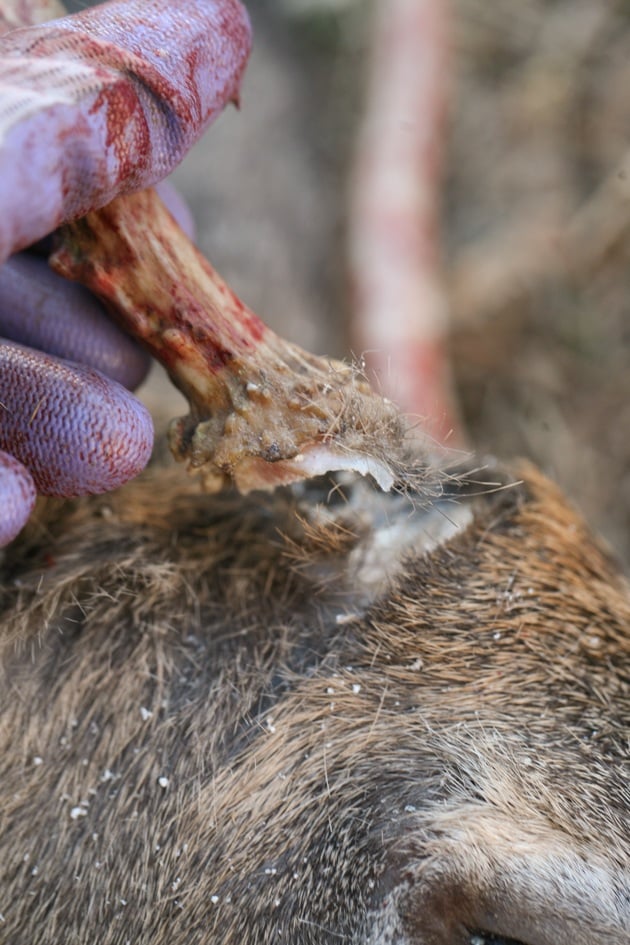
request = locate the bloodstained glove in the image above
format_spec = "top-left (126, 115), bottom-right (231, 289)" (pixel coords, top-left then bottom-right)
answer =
top-left (0, 0), bottom-right (251, 545)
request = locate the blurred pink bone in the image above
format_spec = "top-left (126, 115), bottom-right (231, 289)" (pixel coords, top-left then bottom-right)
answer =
top-left (348, 0), bottom-right (464, 446)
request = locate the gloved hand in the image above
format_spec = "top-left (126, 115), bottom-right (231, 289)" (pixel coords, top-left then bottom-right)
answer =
top-left (0, 247), bottom-right (153, 546)
top-left (0, 0), bottom-right (251, 545)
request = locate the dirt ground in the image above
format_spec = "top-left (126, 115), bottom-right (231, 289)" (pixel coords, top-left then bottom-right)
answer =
top-left (144, 0), bottom-right (630, 568)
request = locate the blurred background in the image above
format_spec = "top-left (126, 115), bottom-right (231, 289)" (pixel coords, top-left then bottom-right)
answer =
top-left (72, 0), bottom-right (630, 567)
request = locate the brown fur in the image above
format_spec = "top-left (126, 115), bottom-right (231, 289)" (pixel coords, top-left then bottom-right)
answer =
top-left (0, 461), bottom-right (628, 944)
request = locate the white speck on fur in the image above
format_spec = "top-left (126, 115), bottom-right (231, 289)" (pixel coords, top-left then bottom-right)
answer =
top-left (33, 756), bottom-right (43, 766)
top-left (140, 706), bottom-right (153, 721)
top-left (352, 683), bottom-right (361, 694)
top-left (211, 895), bottom-right (219, 904)
top-left (70, 806), bottom-right (87, 820)
top-left (335, 612), bottom-right (358, 625)
top-left (158, 776), bottom-right (169, 789)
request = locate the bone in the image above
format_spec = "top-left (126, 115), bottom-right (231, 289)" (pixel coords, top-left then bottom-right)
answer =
top-left (51, 188), bottom-right (413, 494)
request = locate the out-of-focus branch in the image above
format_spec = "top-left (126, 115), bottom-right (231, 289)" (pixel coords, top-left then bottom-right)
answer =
top-left (348, 0), bottom-right (464, 445)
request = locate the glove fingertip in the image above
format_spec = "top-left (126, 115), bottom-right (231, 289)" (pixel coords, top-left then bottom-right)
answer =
top-left (0, 450), bottom-right (36, 546)
top-left (0, 341), bottom-right (154, 498)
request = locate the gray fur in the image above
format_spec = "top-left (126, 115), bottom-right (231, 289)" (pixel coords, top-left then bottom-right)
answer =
top-left (0, 461), bottom-right (628, 944)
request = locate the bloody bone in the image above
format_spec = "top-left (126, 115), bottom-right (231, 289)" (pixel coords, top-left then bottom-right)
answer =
top-left (52, 188), bottom-right (410, 493)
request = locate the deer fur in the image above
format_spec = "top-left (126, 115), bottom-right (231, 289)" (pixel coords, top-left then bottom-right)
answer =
top-left (0, 459), bottom-right (627, 944)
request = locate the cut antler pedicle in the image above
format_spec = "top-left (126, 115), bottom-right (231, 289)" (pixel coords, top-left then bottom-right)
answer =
top-left (52, 189), bottom-right (407, 493)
